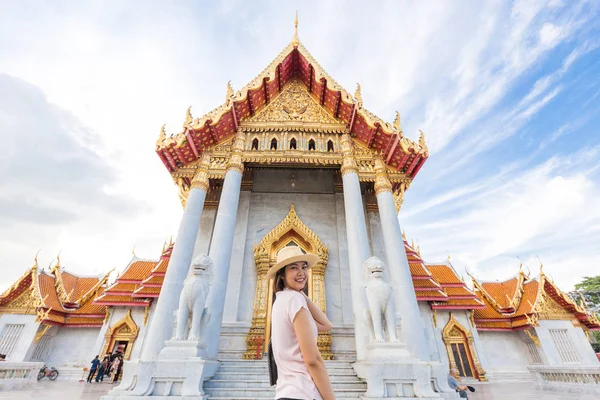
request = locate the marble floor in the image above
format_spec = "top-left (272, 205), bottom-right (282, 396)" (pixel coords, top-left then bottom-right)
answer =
top-left (0, 381), bottom-right (597, 399)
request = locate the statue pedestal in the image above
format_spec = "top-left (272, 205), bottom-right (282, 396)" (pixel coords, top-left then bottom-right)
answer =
top-left (101, 341), bottom-right (218, 399)
top-left (353, 343), bottom-right (442, 400)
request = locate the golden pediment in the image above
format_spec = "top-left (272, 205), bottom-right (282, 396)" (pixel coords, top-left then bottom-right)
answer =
top-left (247, 79), bottom-right (341, 125)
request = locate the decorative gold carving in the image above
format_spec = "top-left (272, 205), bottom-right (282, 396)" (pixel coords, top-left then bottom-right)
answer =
top-left (248, 79), bottom-right (340, 125)
top-left (442, 313), bottom-right (487, 382)
top-left (537, 294), bottom-right (574, 321)
top-left (393, 181), bottom-right (408, 212)
top-left (340, 134), bottom-right (358, 176)
top-left (524, 329), bottom-right (541, 347)
top-left (226, 81), bottom-right (234, 103)
top-left (156, 124), bottom-right (167, 150)
top-left (374, 158), bottom-right (392, 195)
top-left (101, 310), bottom-right (139, 360)
top-left (244, 205), bottom-right (332, 360)
top-left (34, 324), bottom-right (51, 343)
top-left (419, 130), bottom-right (428, 155)
top-left (190, 153), bottom-right (211, 191)
top-left (143, 306), bottom-right (149, 326)
top-left (184, 106), bottom-right (193, 128)
top-left (226, 130), bottom-right (246, 174)
top-left (432, 309), bottom-right (437, 328)
top-left (469, 310), bottom-right (475, 328)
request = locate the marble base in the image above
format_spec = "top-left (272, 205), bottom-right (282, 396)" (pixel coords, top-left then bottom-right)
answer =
top-left (101, 358), bottom-right (219, 399)
top-left (354, 351), bottom-right (441, 399)
top-left (159, 339), bottom-right (207, 360)
top-left (0, 362), bottom-right (43, 391)
top-left (429, 362), bottom-right (461, 399)
top-left (528, 364), bottom-right (600, 395)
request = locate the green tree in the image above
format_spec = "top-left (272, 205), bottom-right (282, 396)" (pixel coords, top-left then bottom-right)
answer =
top-left (571, 275), bottom-right (600, 352)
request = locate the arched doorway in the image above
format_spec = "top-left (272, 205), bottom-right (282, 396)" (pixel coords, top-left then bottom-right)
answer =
top-left (243, 205), bottom-right (332, 360)
top-left (442, 313), bottom-right (487, 381)
top-left (101, 310), bottom-right (139, 361)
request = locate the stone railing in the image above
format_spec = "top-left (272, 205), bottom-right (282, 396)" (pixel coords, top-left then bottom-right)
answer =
top-left (0, 362), bottom-right (44, 390)
top-left (529, 365), bottom-right (600, 395)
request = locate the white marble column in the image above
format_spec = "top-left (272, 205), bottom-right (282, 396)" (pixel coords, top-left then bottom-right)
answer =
top-left (374, 158), bottom-right (429, 361)
top-left (204, 131), bottom-right (246, 360)
top-left (140, 154), bottom-right (211, 361)
top-left (340, 134), bottom-right (371, 360)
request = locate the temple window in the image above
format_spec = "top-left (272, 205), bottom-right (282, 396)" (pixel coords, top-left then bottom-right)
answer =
top-left (327, 140), bottom-right (334, 152)
top-left (308, 139), bottom-right (316, 151)
top-left (251, 138), bottom-right (259, 150)
top-left (270, 138), bottom-right (277, 150)
top-left (290, 138), bottom-right (297, 150)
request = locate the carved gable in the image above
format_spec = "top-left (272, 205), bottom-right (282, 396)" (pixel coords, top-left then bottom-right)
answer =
top-left (248, 79), bottom-right (340, 125)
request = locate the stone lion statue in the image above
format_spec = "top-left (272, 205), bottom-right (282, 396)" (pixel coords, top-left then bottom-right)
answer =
top-left (175, 254), bottom-right (213, 341)
top-left (363, 256), bottom-right (399, 343)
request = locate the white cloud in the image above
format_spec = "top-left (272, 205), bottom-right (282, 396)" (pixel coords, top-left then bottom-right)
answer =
top-left (0, 1), bottom-right (598, 295)
top-left (403, 147), bottom-right (600, 290)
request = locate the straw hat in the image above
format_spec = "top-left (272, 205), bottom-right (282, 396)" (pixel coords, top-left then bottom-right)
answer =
top-left (266, 246), bottom-right (319, 280)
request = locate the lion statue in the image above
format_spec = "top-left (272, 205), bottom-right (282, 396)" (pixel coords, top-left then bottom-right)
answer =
top-left (363, 256), bottom-right (399, 343)
top-left (174, 254), bottom-right (213, 341)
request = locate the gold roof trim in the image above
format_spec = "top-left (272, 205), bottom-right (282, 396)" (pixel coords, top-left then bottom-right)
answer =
top-left (156, 34), bottom-right (427, 157)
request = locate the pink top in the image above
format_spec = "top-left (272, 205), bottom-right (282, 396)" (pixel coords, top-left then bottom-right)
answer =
top-left (271, 289), bottom-right (322, 400)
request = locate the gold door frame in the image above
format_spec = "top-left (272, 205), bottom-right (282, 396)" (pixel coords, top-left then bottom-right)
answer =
top-left (442, 313), bottom-right (487, 381)
top-left (243, 205), bottom-right (333, 360)
top-left (101, 310), bottom-right (139, 360)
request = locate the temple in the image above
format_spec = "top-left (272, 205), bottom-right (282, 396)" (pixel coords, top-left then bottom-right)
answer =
top-left (1, 15), bottom-right (599, 398)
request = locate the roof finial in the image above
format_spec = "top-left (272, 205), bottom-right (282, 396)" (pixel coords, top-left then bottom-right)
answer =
top-left (394, 112), bottom-right (402, 132)
top-left (132, 245), bottom-right (137, 257)
top-left (292, 11), bottom-right (299, 45)
top-left (156, 124), bottom-right (167, 149)
top-left (419, 130), bottom-right (428, 153)
top-left (184, 106), bottom-right (193, 128)
top-left (536, 255), bottom-right (543, 274)
top-left (226, 81), bottom-right (234, 102)
top-left (354, 83), bottom-right (363, 106)
top-left (33, 250), bottom-right (41, 269)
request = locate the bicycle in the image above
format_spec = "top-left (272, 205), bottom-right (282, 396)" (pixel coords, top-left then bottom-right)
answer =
top-left (37, 365), bottom-right (59, 381)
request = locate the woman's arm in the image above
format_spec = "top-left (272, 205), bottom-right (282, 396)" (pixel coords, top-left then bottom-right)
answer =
top-left (294, 308), bottom-right (335, 400)
top-left (302, 292), bottom-right (333, 332)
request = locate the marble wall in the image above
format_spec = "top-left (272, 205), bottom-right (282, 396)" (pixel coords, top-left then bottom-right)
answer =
top-left (0, 314), bottom-right (38, 362)
top-left (478, 330), bottom-right (532, 380)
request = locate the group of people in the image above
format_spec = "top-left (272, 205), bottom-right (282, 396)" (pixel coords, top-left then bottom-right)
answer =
top-left (86, 352), bottom-right (124, 384)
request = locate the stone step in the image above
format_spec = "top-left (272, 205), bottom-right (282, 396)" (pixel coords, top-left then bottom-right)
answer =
top-left (205, 387), bottom-right (366, 398)
top-left (218, 361), bottom-right (354, 369)
top-left (205, 379), bottom-right (366, 390)
top-left (213, 371), bottom-right (362, 381)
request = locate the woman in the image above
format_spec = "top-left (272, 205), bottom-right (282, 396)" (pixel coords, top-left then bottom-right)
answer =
top-left (109, 356), bottom-right (121, 383)
top-left (268, 246), bottom-right (335, 400)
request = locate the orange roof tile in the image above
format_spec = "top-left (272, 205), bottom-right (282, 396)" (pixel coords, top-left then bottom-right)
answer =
top-left (434, 298), bottom-right (485, 307)
top-left (133, 287), bottom-right (161, 296)
top-left (37, 272), bottom-right (64, 311)
top-left (480, 278), bottom-right (519, 310)
top-left (105, 283), bottom-right (139, 293)
top-left (64, 316), bottom-right (104, 326)
top-left (427, 264), bottom-right (463, 284)
top-left (415, 290), bottom-right (448, 299)
top-left (409, 262), bottom-right (430, 276)
top-left (142, 275), bottom-right (164, 285)
top-left (444, 287), bottom-right (477, 297)
top-left (119, 260), bottom-right (157, 281)
top-left (411, 279), bottom-right (441, 289)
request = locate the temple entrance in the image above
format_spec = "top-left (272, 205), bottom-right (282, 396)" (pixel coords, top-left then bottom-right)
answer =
top-left (101, 310), bottom-right (139, 360)
top-left (442, 313), bottom-right (487, 381)
top-left (243, 205), bottom-right (333, 359)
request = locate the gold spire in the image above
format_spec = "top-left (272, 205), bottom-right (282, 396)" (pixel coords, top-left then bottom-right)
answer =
top-left (33, 250), bottom-right (41, 270)
top-left (132, 246), bottom-right (137, 257)
top-left (292, 11), bottom-right (299, 45)
top-left (157, 124), bottom-right (166, 149)
top-left (393, 111), bottom-right (402, 132)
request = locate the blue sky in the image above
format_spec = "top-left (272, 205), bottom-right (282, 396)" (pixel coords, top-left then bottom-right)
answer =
top-left (0, 0), bottom-right (599, 291)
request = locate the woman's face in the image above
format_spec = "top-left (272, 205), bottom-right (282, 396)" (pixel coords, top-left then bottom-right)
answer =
top-left (283, 261), bottom-right (309, 291)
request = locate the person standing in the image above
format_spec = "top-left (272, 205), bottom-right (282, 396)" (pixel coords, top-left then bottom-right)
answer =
top-left (86, 355), bottom-right (101, 383)
top-left (95, 355), bottom-right (110, 383)
top-left (448, 368), bottom-right (469, 399)
top-left (109, 356), bottom-right (121, 383)
top-left (268, 246), bottom-right (335, 400)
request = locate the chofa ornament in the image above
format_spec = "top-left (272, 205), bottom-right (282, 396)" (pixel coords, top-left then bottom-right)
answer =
top-left (175, 254), bottom-right (213, 341)
top-left (363, 257), bottom-right (400, 344)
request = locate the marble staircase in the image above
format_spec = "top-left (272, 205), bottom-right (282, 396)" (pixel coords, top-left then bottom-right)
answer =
top-left (205, 360), bottom-right (367, 399)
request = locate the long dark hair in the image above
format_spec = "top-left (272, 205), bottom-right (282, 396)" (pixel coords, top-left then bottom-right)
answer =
top-left (274, 267), bottom-right (286, 294)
